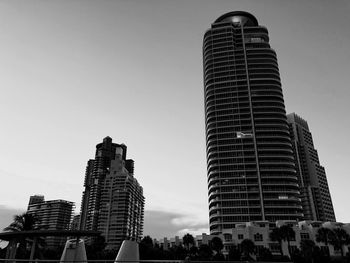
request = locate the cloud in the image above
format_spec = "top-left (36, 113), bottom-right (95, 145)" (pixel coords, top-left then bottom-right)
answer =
top-left (143, 209), bottom-right (209, 239)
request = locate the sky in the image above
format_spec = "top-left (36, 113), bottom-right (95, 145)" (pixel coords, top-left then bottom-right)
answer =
top-left (0, 0), bottom-right (349, 240)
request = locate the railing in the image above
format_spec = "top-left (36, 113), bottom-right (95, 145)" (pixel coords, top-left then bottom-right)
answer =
top-left (0, 260), bottom-right (291, 263)
top-left (0, 260), bottom-right (185, 263)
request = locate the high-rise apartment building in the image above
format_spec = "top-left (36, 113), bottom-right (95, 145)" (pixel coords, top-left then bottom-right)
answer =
top-left (287, 113), bottom-right (336, 222)
top-left (27, 195), bottom-right (74, 248)
top-left (80, 137), bottom-right (144, 249)
top-left (203, 11), bottom-right (303, 235)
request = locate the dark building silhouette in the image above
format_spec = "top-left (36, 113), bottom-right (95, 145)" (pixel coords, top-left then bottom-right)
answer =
top-left (287, 113), bottom-right (336, 222)
top-left (27, 195), bottom-right (74, 248)
top-left (203, 11), bottom-right (303, 235)
top-left (80, 137), bottom-right (144, 249)
top-left (70, 214), bottom-right (81, 230)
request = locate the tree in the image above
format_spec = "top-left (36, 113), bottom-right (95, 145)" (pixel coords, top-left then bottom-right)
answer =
top-left (4, 213), bottom-right (41, 259)
top-left (316, 227), bottom-right (334, 246)
top-left (240, 239), bottom-right (255, 261)
top-left (269, 225), bottom-right (295, 257)
top-left (140, 236), bottom-right (153, 247)
top-left (300, 239), bottom-right (316, 263)
top-left (312, 246), bottom-right (329, 263)
top-left (269, 227), bottom-right (284, 256)
top-left (279, 225), bottom-right (295, 257)
top-left (290, 248), bottom-right (303, 263)
top-left (189, 246), bottom-right (199, 260)
top-left (139, 236), bottom-right (154, 259)
top-left (210, 236), bottom-right (223, 254)
top-left (169, 245), bottom-right (187, 260)
top-left (182, 233), bottom-right (195, 251)
top-left (316, 227), bottom-right (334, 256)
top-left (329, 228), bottom-right (350, 257)
top-left (4, 213), bottom-right (40, 232)
top-left (198, 244), bottom-right (212, 260)
top-left (209, 236), bottom-right (224, 261)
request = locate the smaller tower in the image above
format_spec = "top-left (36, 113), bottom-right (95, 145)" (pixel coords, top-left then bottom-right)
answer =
top-left (287, 113), bottom-right (336, 221)
top-left (80, 137), bottom-right (144, 249)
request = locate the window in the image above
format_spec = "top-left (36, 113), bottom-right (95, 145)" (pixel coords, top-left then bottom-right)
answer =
top-left (300, 233), bottom-right (310, 240)
top-left (238, 234), bottom-right (244, 240)
top-left (254, 233), bottom-right (263, 242)
top-left (224, 233), bottom-right (232, 242)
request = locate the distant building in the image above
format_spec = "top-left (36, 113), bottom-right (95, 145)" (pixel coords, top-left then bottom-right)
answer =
top-left (158, 234), bottom-right (215, 250)
top-left (287, 113), bottom-right (336, 222)
top-left (195, 233), bottom-right (215, 247)
top-left (80, 136), bottom-right (144, 249)
top-left (27, 196), bottom-right (74, 248)
top-left (203, 11), bottom-right (302, 236)
top-left (70, 214), bottom-right (80, 230)
top-left (28, 195), bottom-right (44, 207)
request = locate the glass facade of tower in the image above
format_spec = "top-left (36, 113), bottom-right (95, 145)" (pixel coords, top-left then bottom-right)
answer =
top-left (203, 11), bottom-right (303, 235)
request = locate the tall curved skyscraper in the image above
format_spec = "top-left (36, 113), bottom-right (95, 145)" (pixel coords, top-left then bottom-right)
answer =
top-left (203, 11), bottom-right (303, 235)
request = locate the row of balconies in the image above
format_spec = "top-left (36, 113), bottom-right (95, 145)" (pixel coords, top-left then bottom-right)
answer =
top-left (205, 82), bottom-right (282, 98)
top-left (204, 53), bottom-right (278, 69)
top-left (204, 55), bottom-right (278, 72)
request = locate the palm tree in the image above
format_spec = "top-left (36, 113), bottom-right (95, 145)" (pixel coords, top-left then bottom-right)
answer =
top-left (316, 227), bottom-right (334, 256)
top-left (269, 225), bottom-right (295, 257)
top-left (4, 213), bottom-right (40, 232)
top-left (210, 237), bottom-right (224, 260)
top-left (316, 227), bottom-right (334, 246)
top-left (279, 225), bottom-right (295, 256)
top-left (269, 227), bottom-right (284, 256)
top-left (300, 239), bottom-right (316, 263)
top-left (182, 233), bottom-right (195, 251)
top-left (210, 236), bottom-right (223, 254)
top-left (329, 228), bottom-right (350, 257)
top-left (198, 244), bottom-right (212, 260)
top-left (240, 239), bottom-right (255, 261)
top-left (4, 213), bottom-right (41, 259)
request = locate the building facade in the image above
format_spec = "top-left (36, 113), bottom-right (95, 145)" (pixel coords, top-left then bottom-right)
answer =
top-left (80, 137), bottom-right (144, 249)
top-left (287, 113), bottom-right (336, 222)
top-left (27, 195), bottom-right (74, 248)
top-left (229, 220), bottom-right (349, 257)
top-left (157, 234), bottom-right (214, 251)
top-left (157, 221), bottom-right (350, 258)
top-left (203, 11), bottom-right (303, 235)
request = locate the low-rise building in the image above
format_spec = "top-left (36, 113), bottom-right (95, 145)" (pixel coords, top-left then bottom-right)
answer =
top-left (158, 233), bottom-right (215, 250)
top-left (229, 220), bottom-right (350, 257)
top-left (157, 221), bottom-right (350, 258)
